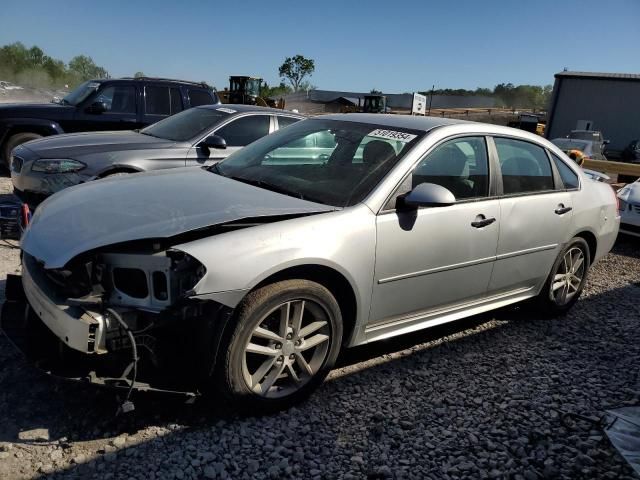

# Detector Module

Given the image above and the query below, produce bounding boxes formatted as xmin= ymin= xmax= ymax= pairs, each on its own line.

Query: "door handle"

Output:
xmin=471 ymin=216 xmax=496 ymax=228
xmin=121 ymin=118 xmax=137 ymax=123
xmin=554 ymin=205 xmax=573 ymax=215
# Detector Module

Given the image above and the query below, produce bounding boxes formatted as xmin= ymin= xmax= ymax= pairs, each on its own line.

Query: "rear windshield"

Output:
xmin=140 ymin=107 xmax=231 ymax=141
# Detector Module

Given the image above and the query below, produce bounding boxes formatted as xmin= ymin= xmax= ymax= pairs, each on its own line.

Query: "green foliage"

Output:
xmin=370 ymin=88 xmax=383 ymax=94
xmin=260 ymin=81 xmax=292 ymax=99
xmin=134 ymin=71 xmax=146 ymax=78
xmin=0 ymin=42 xmax=109 ymax=89
xmin=419 ymin=83 xmax=553 ymax=109
xmin=278 ymin=55 xmax=315 ymax=92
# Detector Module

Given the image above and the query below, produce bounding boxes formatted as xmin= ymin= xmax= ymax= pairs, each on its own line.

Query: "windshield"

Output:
xmin=552 ymin=138 xmax=590 ymax=151
xmin=62 ymin=81 xmax=102 ymax=106
xmin=140 ymin=107 xmax=231 ymax=141
xmin=213 ymin=119 xmax=423 ymax=207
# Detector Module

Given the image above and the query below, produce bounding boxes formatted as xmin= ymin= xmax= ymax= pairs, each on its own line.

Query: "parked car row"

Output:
xmin=10 ymin=104 xmax=304 ymax=203
xmin=0 ymin=77 xmax=220 ymax=169
xmin=2 ymin=104 xmax=622 ymax=411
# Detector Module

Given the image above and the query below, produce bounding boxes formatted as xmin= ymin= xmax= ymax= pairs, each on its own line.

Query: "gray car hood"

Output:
xmin=23 ymin=131 xmax=176 ymax=159
xmin=21 ymin=167 xmax=336 ymax=268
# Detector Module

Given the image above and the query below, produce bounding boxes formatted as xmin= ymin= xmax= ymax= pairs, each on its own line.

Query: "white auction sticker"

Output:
xmin=368 ymin=129 xmax=417 ymax=143
xmin=217 ymin=107 xmax=237 ymax=114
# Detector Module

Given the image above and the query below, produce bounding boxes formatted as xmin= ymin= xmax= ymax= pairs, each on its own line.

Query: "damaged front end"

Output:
xmin=3 ymin=244 xmax=232 ymax=396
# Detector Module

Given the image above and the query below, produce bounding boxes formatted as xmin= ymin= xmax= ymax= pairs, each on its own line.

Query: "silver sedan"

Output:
xmin=10 ymin=104 xmax=304 ymax=204
xmin=10 ymin=114 xmax=620 ymax=412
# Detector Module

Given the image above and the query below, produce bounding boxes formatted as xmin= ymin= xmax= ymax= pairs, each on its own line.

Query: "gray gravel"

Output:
xmin=0 ymin=173 xmax=639 ymax=480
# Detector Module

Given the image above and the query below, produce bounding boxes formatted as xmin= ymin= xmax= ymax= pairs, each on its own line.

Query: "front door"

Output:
xmin=73 ymin=83 xmax=140 ymax=132
xmin=186 ymin=114 xmax=273 ymax=167
xmin=369 ymin=136 xmax=500 ymax=338
xmin=488 ymin=136 xmax=574 ymax=295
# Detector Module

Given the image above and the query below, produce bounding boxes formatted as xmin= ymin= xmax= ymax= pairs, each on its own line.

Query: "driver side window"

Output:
xmin=93 ymin=86 xmax=136 ymax=114
xmin=386 ymin=137 xmax=489 ymax=209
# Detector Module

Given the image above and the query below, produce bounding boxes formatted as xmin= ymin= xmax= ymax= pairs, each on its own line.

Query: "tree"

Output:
xmin=134 ymin=71 xmax=146 ymax=78
xmin=69 ymin=55 xmax=109 ymax=80
xmin=260 ymin=81 xmax=292 ymax=99
xmin=278 ymin=55 xmax=315 ymax=92
xmin=370 ymin=88 xmax=382 ymax=94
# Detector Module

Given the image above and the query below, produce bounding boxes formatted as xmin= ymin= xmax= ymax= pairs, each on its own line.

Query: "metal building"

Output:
xmin=546 ymin=71 xmax=640 ymax=153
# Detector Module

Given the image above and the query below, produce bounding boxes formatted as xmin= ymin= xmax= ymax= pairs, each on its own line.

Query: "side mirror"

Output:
xmin=86 ymin=101 xmax=107 ymax=114
xmin=200 ymin=135 xmax=227 ymax=150
xmin=603 ymin=139 xmax=610 ymax=145
xmin=401 ymin=183 xmax=456 ymax=208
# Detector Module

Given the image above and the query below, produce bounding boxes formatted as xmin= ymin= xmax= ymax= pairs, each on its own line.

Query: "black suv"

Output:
xmin=0 ymin=77 xmax=220 ymax=168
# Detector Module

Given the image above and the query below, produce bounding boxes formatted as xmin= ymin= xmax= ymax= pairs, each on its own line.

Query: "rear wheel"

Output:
xmin=535 ymin=237 xmax=591 ymax=315
xmin=214 ymin=279 xmax=342 ymax=412
xmin=3 ymin=132 xmax=42 ymax=169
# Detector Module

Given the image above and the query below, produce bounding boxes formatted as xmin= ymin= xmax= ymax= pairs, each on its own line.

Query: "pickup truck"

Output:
xmin=0 ymin=77 xmax=220 ymax=168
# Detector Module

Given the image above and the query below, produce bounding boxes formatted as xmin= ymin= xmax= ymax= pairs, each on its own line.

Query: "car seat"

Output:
xmin=413 ymin=145 xmax=474 ymax=199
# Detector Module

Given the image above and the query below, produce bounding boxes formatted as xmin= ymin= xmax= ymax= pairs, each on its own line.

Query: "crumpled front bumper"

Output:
xmin=21 ymin=253 xmax=107 ymax=354
xmin=1 ymin=259 xmax=233 ymax=396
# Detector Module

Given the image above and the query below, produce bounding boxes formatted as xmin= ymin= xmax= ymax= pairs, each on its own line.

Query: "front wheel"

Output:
xmin=3 ymin=132 xmax=42 ymax=169
xmin=214 ymin=279 xmax=343 ymax=413
xmin=535 ymin=237 xmax=591 ymax=316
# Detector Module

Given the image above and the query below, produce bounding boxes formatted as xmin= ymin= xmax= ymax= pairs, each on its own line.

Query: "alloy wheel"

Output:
xmin=551 ymin=247 xmax=586 ymax=306
xmin=241 ymin=299 xmax=331 ymax=398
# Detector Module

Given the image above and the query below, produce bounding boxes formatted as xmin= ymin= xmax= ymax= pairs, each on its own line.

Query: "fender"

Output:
xmin=0 ymin=118 xmax=64 ymax=144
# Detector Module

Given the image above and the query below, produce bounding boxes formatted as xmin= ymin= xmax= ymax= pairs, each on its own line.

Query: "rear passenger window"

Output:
xmin=551 ymin=153 xmax=579 ymax=189
xmin=188 ymin=89 xmax=214 ymax=107
xmin=145 ymin=86 xmax=170 ymax=115
xmin=170 ymin=88 xmax=183 ymax=114
xmin=495 ymin=138 xmax=554 ymax=194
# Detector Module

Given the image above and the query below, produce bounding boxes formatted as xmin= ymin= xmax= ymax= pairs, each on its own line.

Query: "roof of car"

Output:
xmin=317 ymin=113 xmax=470 ymax=132
xmin=198 ymin=104 xmax=306 ymax=116
xmin=90 ymin=77 xmax=213 ymax=88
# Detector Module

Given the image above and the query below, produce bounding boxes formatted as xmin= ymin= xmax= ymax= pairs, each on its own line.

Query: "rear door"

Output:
xmin=487 ymin=136 xmax=574 ymax=295
xmin=141 ymin=85 xmax=185 ymax=127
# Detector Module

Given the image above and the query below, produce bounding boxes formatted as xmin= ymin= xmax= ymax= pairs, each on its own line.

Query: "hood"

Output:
xmin=0 ymin=102 xmax=73 ymax=119
xmin=618 ymin=182 xmax=640 ymax=204
xmin=21 ymin=131 xmax=175 ymax=159
xmin=21 ymin=168 xmax=336 ymax=268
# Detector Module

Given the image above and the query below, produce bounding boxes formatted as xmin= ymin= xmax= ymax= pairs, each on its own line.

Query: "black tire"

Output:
xmin=535 ymin=237 xmax=591 ymax=316
xmin=3 ymin=132 xmax=42 ymax=169
xmin=214 ymin=279 xmax=343 ymax=413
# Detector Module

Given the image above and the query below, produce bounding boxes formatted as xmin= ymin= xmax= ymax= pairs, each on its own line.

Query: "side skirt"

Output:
xmin=361 ymin=287 xmax=536 ymax=345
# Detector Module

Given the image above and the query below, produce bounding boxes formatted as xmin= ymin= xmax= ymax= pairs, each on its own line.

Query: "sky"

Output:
xmin=1 ymin=0 xmax=639 ymax=93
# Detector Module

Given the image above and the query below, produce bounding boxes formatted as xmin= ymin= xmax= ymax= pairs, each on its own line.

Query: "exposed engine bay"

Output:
xmin=17 ymin=245 xmax=220 ymax=396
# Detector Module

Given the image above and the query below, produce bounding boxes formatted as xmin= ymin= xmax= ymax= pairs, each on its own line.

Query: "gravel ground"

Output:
xmin=0 ymin=173 xmax=639 ymax=480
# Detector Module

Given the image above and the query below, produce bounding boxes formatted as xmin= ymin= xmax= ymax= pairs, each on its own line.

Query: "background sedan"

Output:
xmin=10 ymin=104 xmax=304 ymax=204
